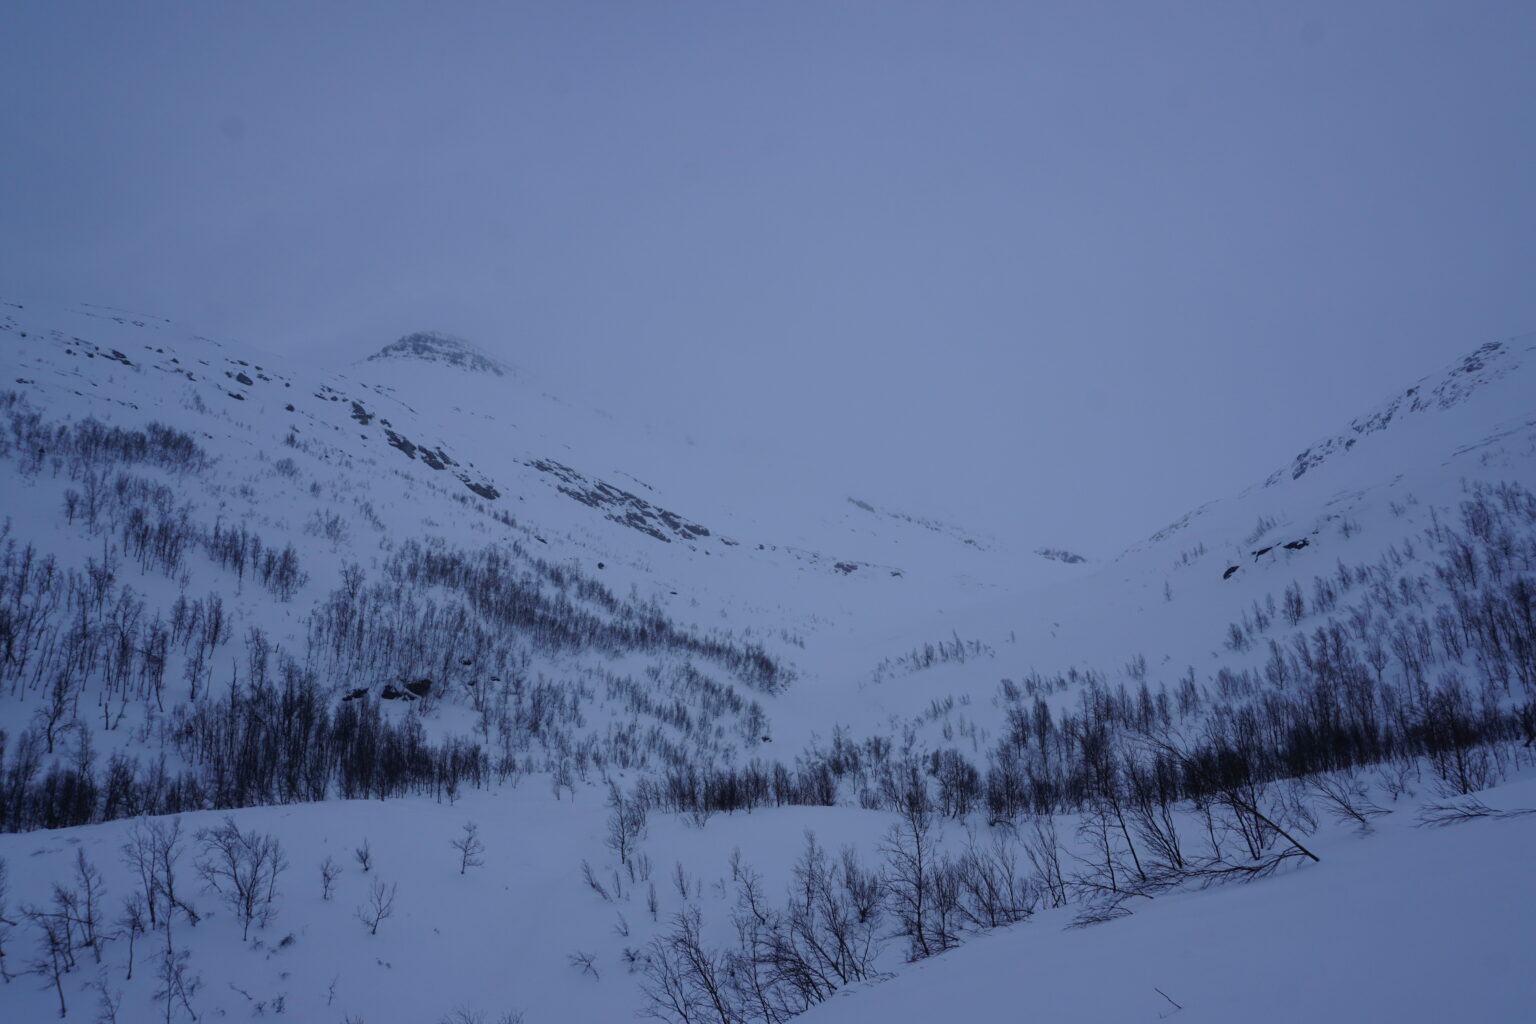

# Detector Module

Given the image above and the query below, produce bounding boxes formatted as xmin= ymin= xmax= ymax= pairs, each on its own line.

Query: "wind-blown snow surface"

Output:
xmin=2 ymin=296 xmax=1535 ymax=1023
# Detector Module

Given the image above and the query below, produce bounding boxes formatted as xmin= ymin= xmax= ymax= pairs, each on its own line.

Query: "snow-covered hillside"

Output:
xmin=1 ymin=298 xmax=1533 ymax=1023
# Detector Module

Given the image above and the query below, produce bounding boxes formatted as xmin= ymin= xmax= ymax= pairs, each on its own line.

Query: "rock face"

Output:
xmin=367 ymin=331 xmax=509 ymax=377
xmin=527 ymin=457 xmax=712 ymax=543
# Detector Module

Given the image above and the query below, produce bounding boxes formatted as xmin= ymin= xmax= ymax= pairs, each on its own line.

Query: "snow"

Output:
xmin=5 ymin=771 xmax=1533 ymax=1023
xmin=0 ymin=785 xmax=900 ymax=1022
xmin=2 ymin=295 xmax=1535 ymax=1022
xmin=802 ymin=776 xmax=1536 ymax=1024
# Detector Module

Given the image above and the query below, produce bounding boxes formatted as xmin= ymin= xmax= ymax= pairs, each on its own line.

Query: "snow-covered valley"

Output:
xmin=2 ymin=298 xmax=1534 ymax=1023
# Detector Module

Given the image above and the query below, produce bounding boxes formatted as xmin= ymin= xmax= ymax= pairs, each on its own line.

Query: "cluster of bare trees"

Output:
xmin=1 ymin=392 xmax=305 ymax=603
xmin=204 ymin=522 xmax=306 ymax=600
xmin=0 ymin=535 xmax=203 ymax=723
xmin=637 ymin=798 xmax=1039 ymax=1024
xmin=628 ymin=482 xmax=1536 ymax=831
xmin=11 ymin=850 xmax=110 ymax=1016
xmin=633 ymin=747 xmax=1373 ymax=1024
xmin=641 ymin=835 xmax=886 ymax=1024
xmin=306 ymin=538 xmax=784 ymax=698
xmin=869 ymin=632 xmax=994 ymax=684
xmin=0 ymin=394 xmax=209 ymax=478
xmin=2 ymin=389 xmax=804 ymax=840
xmin=0 ymin=660 xmax=496 ymax=832
xmin=2 ymin=814 xmax=290 ymax=1019
xmin=195 ymin=816 xmax=286 ymax=940
xmin=1224 ymin=485 xmax=1536 ymax=714
xmin=3 ymin=462 xmax=1530 ymax=867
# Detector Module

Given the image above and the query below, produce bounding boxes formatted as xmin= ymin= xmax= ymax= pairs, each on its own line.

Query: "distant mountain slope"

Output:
xmin=0 ymin=296 xmax=1063 ymax=792
xmin=1262 ymin=336 xmax=1536 ymax=488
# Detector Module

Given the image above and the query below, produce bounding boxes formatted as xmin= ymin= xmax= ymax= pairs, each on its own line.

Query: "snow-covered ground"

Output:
xmin=802 ymin=774 xmax=1536 ymax=1024
xmin=5 ymin=764 xmax=1533 ymax=1023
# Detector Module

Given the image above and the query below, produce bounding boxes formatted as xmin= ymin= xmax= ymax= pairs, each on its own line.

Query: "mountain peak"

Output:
xmin=366 ymin=331 xmax=509 ymax=376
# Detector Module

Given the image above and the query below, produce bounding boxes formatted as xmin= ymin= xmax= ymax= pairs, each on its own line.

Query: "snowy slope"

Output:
xmin=793 ymin=333 xmax=1536 ymax=756
xmin=800 ymin=776 xmax=1536 ymax=1024
xmin=0 ymin=293 xmax=1096 ymax=766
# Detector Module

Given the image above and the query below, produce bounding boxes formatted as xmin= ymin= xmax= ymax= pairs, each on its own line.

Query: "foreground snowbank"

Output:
xmin=802 ymin=776 xmax=1536 ymax=1024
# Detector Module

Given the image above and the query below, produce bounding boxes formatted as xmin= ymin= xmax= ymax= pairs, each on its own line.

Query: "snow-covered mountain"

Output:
xmin=1 ymin=297 xmax=1533 ymax=1023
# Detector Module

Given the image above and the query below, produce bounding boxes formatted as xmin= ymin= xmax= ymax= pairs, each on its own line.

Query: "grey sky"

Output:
xmin=4 ymin=2 xmax=1535 ymax=554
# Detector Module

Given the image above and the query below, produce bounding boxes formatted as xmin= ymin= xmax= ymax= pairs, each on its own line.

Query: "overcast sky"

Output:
xmin=4 ymin=2 xmax=1535 ymax=554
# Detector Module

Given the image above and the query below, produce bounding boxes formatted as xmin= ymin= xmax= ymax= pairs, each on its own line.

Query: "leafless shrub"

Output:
xmin=451 ymin=821 xmax=485 ymax=875
xmin=1070 ymin=903 xmax=1136 ymax=928
xmin=581 ymin=860 xmax=612 ymax=902
xmin=89 ymin=970 xmax=124 ymax=1023
xmin=1244 ymin=514 xmax=1280 ymax=545
xmin=1185 ymin=846 xmax=1314 ymax=887
xmin=1414 ymin=798 xmax=1536 ymax=828
xmin=1373 ymin=758 xmax=1419 ymax=801
xmin=1020 ymin=814 xmax=1068 ymax=908
xmin=606 ymin=783 xmax=648 ymax=871
xmin=881 ymin=790 xmax=950 ymax=960
xmin=320 ymin=856 xmax=341 ymax=900
xmin=116 ymin=894 xmax=147 ymax=980
xmin=122 ymin=818 xmax=198 ymax=931
xmin=639 ymin=907 xmax=733 ymax=1024
xmin=569 ymin=950 xmax=600 ymax=980
xmin=153 ymin=943 xmax=201 ymax=1024
xmin=949 ymin=831 xmax=1036 ymax=930
xmin=356 ymin=880 xmax=398 ymax=936
xmin=1306 ymin=772 xmax=1391 ymax=832
xmin=671 ymin=861 xmax=692 ymax=902
xmin=24 ymin=902 xmax=73 ymax=1018
xmin=196 ymin=816 xmax=287 ymax=941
